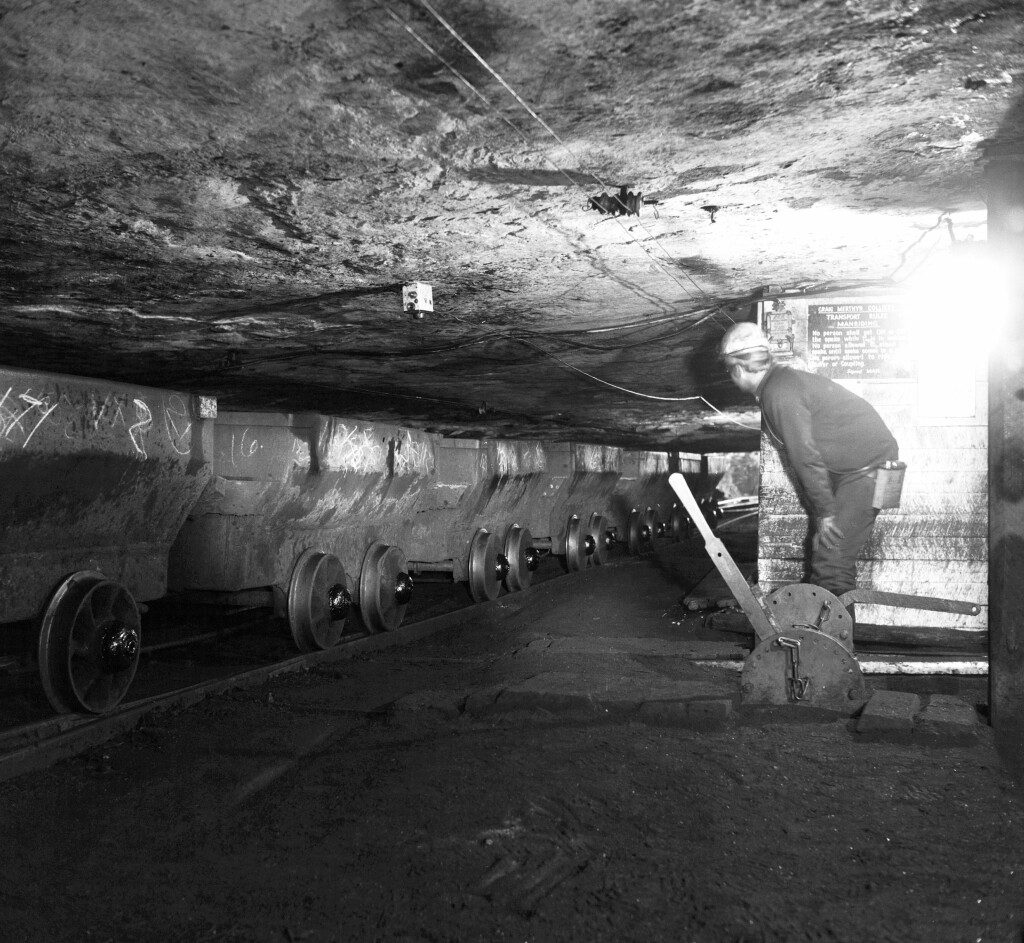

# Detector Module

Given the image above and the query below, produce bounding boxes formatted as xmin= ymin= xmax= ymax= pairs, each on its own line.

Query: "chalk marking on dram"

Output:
xmin=239 ymin=428 xmax=258 ymax=459
xmin=129 ymin=398 xmax=153 ymax=458
xmin=21 ymin=392 xmax=60 ymax=448
xmin=327 ymin=424 xmax=383 ymax=474
xmin=394 ymin=433 xmax=431 ymax=476
xmin=0 ymin=389 xmax=60 ymax=448
xmin=163 ymin=395 xmax=193 ymax=456
xmin=0 ymin=387 xmax=13 ymax=436
xmin=0 ymin=388 xmax=36 ymax=442
xmin=0 ymin=386 xmax=21 ymax=441
xmin=112 ymin=396 xmax=126 ymax=428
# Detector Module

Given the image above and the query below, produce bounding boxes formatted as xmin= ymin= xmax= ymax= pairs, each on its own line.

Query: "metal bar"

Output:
xmin=407 ymin=560 xmax=456 ymax=573
xmin=696 ymin=655 xmax=989 ymax=676
xmin=668 ymin=472 xmax=775 ymax=641
xmin=839 ymin=589 xmax=981 ymax=616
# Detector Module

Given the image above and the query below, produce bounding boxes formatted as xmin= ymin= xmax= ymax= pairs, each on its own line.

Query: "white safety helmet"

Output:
xmin=719 ymin=322 xmax=770 ymax=361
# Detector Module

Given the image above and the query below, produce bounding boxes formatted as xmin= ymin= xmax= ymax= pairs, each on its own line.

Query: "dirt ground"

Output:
xmin=1 ymin=539 xmax=1022 ymax=943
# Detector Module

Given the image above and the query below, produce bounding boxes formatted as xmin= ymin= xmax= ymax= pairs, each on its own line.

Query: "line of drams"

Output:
xmin=0 ymin=368 xmax=723 ymax=716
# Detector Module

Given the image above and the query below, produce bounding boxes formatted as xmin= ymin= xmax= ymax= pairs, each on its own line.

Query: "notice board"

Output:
xmin=806 ymin=302 xmax=913 ymax=380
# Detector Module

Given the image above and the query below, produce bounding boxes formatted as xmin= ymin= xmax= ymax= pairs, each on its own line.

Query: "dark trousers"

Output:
xmin=809 ymin=471 xmax=878 ymax=597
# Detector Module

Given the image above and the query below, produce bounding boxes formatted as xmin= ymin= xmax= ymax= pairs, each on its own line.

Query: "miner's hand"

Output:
xmin=815 ymin=516 xmax=844 ymax=552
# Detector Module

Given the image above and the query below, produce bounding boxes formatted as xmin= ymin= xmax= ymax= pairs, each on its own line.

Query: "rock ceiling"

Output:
xmin=1 ymin=0 xmax=1022 ymax=451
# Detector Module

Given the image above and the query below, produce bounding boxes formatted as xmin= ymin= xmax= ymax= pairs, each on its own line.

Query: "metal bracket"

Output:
xmin=776 ymin=636 xmax=807 ymax=701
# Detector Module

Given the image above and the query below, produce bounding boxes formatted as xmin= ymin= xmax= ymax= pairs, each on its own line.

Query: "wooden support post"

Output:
xmin=985 ymin=144 xmax=1024 ymax=779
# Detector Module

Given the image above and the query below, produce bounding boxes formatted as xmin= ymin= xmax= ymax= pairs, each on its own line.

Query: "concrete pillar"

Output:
xmin=985 ymin=143 xmax=1024 ymax=778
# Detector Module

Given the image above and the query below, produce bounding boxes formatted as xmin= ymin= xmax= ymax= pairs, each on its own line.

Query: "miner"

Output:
xmin=719 ymin=321 xmax=899 ymax=597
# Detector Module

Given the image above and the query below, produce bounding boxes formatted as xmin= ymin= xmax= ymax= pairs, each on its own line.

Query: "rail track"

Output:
xmin=0 ymin=524 xmax=989 ymax=783
xmin=0 ymin=573 xmax=554 ymax=784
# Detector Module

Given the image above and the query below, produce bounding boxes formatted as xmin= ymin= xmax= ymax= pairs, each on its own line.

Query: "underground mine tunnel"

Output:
xmin=2 ymin=1 xmax=1024 ymax=941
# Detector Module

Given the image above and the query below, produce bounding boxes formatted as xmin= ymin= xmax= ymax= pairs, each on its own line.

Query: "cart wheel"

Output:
xmin=645 ymin=506 xmax=660 ymax=542
xmin=504 ymin=524 xmax=538 ymax=592
xmin=587 ymin=513 xmax=609 ymax=566
xmin=288 ymin=549 xmax=351 ymax=652
xmin=670 ymin=503 xmax=689 ymax=542
xmin=359 ymin=542 xmax=413 ymax=632
xmin=564 ymin=514 xmax=589 ymax=572
xmin=627 ymin=508 xmax=653 ymax=556
xmin=468 ymin=528 xmax=508 ymax=602
xmin=38 ymin=571 xmax=141 ymax=714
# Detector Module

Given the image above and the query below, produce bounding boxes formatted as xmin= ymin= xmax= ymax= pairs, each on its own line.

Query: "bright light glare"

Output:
xmin=901 ymin=240 xmax=1011 ymax=365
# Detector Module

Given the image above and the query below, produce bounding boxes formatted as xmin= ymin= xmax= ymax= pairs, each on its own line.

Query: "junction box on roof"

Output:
xmin=402 ymin=282 xmax=433 ymax=319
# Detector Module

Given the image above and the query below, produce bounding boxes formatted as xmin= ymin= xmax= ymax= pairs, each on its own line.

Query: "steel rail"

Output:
xmin=0 ymin=588 xmax=539 ymax=784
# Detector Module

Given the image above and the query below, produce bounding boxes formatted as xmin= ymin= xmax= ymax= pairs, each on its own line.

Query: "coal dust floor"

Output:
xmin=1 ymin=543 xmax=1022 ymax=943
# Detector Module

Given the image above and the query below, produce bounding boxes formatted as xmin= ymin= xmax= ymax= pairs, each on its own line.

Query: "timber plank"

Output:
xmin=855 ymin=606 xmax=986 ymax=629
xmin=875 ymin=516 xmax=987 ymax=538
xmin=896 ymin=449 xmax=987 ymax=471
xmin=757 ymin=560 xmax=988 ymax=593
xmin=759 ymin=510 xmax=988 ymax=538
xmin=901 ymin=470 xmax=986 ymax=494
xmin=888 ymin=495 xmax=988 ymax=516
xmin=708 ymin=608 xmax=987 ymax=650
xmin=894 ymin=425 xmax=988 ymax=449
xmin=872 ymin=517 xmax=988 ymax=538
xmin=763 ymin=450 xmax=987 ymax=473
xmin=758 ymin=573 xmax=988 ymax=598
xmin=860 ymin=562 xmax=988 ymax=583
xmin=863 ymin=537 xmax=987 ymax=561
xmin=761 ymin=536 xmax=987 ymax=561
xmin=848 ymin=423 xmax=988 ymax=451
xmin=761 ymin=471 xmax=987 ymax=500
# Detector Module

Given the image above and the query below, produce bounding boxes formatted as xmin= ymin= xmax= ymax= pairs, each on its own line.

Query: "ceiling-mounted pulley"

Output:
xmin=588 ymin=184 xmax=643 ymax=217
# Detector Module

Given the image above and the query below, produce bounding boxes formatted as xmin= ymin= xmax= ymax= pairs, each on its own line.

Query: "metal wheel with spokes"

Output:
xmin=38 ymin=571 xmax=142 ymax=714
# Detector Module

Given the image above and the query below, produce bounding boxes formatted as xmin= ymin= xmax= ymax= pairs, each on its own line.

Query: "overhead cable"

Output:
xmin=437 ymin=310 xmax=761 ymax=431
xmin=396 ymin=1 xmax=733 ymax=323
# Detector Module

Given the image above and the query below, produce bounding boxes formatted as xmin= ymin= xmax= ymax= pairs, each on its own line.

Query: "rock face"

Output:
xmin=1 ymin=0 xmax=1021 ymax=450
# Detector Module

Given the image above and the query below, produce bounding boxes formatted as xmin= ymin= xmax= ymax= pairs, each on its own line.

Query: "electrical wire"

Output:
xmin=205 ymin=304 xmax=720 ymax=371
xmin=510 ymin=334 xmax=762 ymax=431
xmin=200 ymin=315 xmax=653 ymax=369
xmin=511 ymin=314 xmax=720 ymax=354
xmin=434 ymin=309 xmax=760 ymax=430
xmin=384 ymin=0 xmax=752 ymax=364
xmin=411 ymin=0 xmax=705 ymax=299
xmin=202 ymin=311 xmax=759 ymax=430
xmin=203 ymin=308 xmax=755 ymax=428
xmin=888 ymin=212 xmax=952 ymax=281
xmin=400 ymin=2 xmax=972 ymax=339
xmin=208 ymin=284 xmax=744 ymax=369
xmin=393 ymin=1 xmax=734 ymax=324
xmin=204 ymin=7 xmax=760 ymax=432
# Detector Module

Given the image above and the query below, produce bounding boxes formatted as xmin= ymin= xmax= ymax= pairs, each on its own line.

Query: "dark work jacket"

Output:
xmin=757 ymin=365 xmax=898 ymax=519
